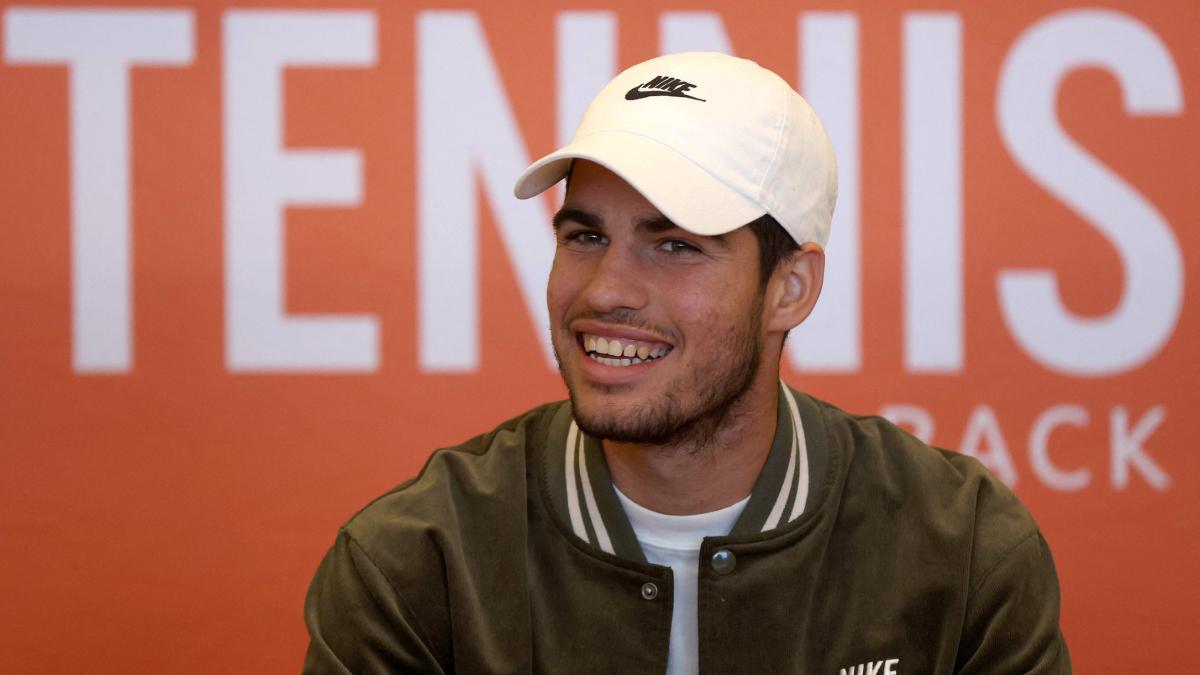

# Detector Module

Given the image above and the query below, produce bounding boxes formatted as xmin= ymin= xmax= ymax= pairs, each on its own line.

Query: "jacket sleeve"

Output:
xmin=303 ymin=529 xmax=448 ymax=674
xmin=955 ymin=529 xmax=1071 ymax=674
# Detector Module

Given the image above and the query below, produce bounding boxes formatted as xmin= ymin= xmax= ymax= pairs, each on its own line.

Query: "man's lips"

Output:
xmin=568 ymin=321 xmax=675 ymax=374
xmin=569 ymin=319 xmax=674 ymax=347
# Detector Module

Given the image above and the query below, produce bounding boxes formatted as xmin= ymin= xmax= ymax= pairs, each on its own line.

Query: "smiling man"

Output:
xmin=303 ymin=52 xmax=1070 ymax=674
xmin=544 ymin=161 xmax=820 ymax=521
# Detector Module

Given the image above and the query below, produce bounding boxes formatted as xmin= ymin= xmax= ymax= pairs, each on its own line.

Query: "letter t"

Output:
xmin=4 ymin=9 xmax=194 ymax=372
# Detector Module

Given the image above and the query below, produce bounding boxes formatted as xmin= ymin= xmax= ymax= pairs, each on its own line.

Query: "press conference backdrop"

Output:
xmin=0 ymin=0 xmax=1195 ymax=671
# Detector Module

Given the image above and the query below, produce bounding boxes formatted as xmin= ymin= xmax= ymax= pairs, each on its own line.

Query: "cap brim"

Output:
xmin=513 ymin=131 xmax=764 ymax=236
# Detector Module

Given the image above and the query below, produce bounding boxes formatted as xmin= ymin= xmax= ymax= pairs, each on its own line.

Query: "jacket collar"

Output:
xmin=542 ymin=381 xmax=829 ymax=563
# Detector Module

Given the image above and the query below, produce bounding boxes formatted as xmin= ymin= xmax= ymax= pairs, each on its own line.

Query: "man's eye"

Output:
xmin=563 ymin=230 xmax=606 ymax=247
xmin=658 ymin=239 xmax=700 ymax=254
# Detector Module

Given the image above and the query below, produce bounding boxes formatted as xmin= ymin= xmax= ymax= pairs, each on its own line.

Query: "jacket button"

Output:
xmin=640 ymin=582 xmax=658 ymax=600
xmin=710 ymin=549 xmax=736 ymax=575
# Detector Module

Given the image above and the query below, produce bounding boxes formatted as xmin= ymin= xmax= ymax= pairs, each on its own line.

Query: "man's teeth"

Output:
xmin=582 ymin=335 xmax=671 ymax=367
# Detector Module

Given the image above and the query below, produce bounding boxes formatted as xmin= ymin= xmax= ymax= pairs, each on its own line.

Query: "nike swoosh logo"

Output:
xmin=624 ymin=86 xmax=706 ymax=102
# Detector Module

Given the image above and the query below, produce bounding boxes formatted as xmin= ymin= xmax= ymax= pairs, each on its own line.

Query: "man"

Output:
xmin=304 ymin=52 xmax=1070 ymax=674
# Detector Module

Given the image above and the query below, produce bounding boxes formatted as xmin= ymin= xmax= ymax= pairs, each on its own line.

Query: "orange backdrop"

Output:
xmin=0 ymin=1 xmax=1196 ymax=672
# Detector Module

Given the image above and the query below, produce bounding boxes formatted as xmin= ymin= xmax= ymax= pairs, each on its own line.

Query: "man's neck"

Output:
xmin=601 ymin=373 xmax=779 ymax=515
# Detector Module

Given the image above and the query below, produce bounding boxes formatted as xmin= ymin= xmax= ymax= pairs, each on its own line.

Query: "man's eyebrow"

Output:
xmin=637 ymin=216 xmax=728 ymax=243
xmin=635 ymin=216 xmax=676 ymax=234
xmin=552 ymin=207 xmax=602 ymax=232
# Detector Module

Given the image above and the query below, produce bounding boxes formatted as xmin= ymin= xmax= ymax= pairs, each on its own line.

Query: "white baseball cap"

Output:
xmin=513 ymin=51 xmax=838 ymax=246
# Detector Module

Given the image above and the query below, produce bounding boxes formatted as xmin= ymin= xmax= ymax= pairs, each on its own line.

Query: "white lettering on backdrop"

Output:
xmin=3 ymin=8 xmax=1183 ymax=391
xmin=416 ymin=11 xmax=560 ymax=372
xmin=996 ymin=9 xmax=1184 ymax=376
xmin=4 ymin=8 xmax=194 ymax=373
xmin=223 ymin=11 xmax=379 ymax=372
xmin=903 ymin=14 xmax=963 ymax=372
xmin=878 ymin=403 xmax=1171 ymax=490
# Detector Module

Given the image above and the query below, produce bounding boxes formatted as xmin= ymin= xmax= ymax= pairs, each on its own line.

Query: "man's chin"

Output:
xmin=569 ymin=394 xmax=633 ymax=427
xmin=573 ymin=411 xmax=666 ymax=445
xmin=558 ymin=356 xmax=685 ymax=442
xmin=568 ymin=390 xmax=688 ymax=445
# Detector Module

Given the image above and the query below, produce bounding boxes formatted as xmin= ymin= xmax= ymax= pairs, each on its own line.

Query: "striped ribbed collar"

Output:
xmin=542 ymin=381 xmax=829 ymax=563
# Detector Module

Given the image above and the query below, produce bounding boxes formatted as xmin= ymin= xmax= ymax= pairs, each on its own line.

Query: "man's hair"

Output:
xmin=746 ymin=213 xmax=800 ymax=287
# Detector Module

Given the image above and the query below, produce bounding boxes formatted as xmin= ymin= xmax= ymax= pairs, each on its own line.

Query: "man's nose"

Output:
xmin=581 ymin=245 xmax=648 ymax=314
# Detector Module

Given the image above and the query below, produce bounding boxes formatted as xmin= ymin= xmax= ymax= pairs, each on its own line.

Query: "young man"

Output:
xmin=304 ymin=52 xmax=1070 ymax=674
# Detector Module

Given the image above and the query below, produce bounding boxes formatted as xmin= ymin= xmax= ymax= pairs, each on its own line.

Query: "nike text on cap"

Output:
xmin=513 ymin=51 xmax=838 ymax=247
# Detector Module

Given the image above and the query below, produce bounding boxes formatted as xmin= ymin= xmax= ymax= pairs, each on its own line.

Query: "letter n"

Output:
xmin=417 ymin=11 xmax=555 ymax=372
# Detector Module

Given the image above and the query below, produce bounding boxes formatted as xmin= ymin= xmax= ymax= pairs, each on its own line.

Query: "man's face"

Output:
xmin=547 ymin=161 xmax=768 ymax=445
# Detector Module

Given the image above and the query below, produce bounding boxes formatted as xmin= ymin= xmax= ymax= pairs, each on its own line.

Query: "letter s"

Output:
xmin=996 ymin=9 xmax=1183 ymax=376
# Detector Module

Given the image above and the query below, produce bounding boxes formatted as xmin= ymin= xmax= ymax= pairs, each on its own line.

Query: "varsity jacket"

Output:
xmin=303 ymin=384 xmax=1071 ymax=674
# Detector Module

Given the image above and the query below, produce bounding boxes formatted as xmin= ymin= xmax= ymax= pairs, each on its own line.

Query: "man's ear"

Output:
xmin=766 ymin=243 xmax=825 ymax=333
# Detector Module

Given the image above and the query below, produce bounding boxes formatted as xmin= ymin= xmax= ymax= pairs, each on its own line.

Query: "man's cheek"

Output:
xmin=685 ymin=300 xmax=733 ymax=332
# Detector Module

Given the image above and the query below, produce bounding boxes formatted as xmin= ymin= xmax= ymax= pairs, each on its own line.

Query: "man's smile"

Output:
xmin=579 ymin=332 xmax=674 ymax=367
xmin=568 ymin=319 xmax=676 ymax=379
xmin=571 ymin=317 xmax=676 ymax=367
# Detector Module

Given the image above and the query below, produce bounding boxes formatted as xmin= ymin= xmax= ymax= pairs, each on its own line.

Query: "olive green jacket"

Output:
xmin=303 ymin=386 xmax=1070 ymax=673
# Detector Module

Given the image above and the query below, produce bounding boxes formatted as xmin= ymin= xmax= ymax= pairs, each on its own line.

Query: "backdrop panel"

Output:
xmin=0 ymin=1 xmax=1196 ymax=672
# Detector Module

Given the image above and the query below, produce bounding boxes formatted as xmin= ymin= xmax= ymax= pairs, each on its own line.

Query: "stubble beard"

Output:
xmin=554 ymin=301 xmax=765 ymax=452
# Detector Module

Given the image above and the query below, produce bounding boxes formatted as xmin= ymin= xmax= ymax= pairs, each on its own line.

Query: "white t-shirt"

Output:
xmin=614 ymin=487 xmax=751 ymax=675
